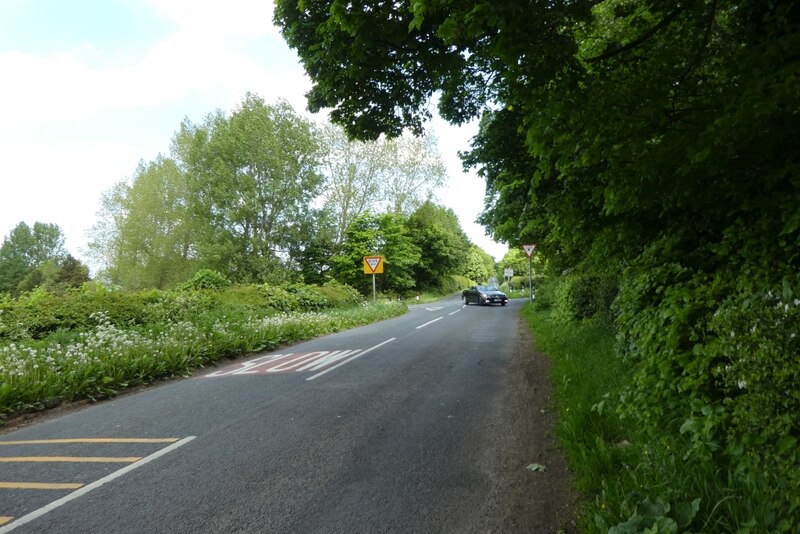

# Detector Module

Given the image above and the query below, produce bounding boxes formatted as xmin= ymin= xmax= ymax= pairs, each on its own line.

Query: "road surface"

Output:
xmin=0 ymin=295 xmax=576 ymax=533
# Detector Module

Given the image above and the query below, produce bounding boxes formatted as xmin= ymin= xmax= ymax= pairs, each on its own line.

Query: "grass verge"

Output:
xmin=521 ymin=304 xmax=634 ymax=531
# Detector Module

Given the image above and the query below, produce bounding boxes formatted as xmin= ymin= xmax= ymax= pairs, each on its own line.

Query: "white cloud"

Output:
xmin=0 ymin=1 xmax=303 ymax=131
xmin=144 ymin=0 xmax=279 ymax=38
xmin=0 ymin=0 xmax=310 ymax=261
xmin=0 ymin=50 xmax=107 ymax=124
xmin=0 ymin=136 xmax=145 ymax=257
xmin=429 ymin=114 xmax=508 ymax=260
xmin=0 ymin=0 xmax=504 ymax=266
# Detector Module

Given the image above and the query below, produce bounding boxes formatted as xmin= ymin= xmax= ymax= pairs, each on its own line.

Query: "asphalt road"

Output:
xmin=0 ymin=295 xmax=525 ymax=533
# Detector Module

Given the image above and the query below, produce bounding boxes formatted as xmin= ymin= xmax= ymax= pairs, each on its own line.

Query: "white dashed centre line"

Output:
xmin=415 ymin=317 xmax=443 ymax=329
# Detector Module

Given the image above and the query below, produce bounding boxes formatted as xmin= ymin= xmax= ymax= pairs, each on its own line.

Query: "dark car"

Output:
xmin=462 ymin=285 xmax=508 ymax=306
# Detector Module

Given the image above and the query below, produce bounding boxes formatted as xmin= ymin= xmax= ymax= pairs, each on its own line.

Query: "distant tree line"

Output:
xmin=85 ymin=93 xmax=487 ymax=295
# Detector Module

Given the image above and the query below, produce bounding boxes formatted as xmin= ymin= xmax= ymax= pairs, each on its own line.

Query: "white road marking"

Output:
xmin=448 ymin=309 xmax=460 ymax=316
xmin=204 ymin=350 xmax=367 ymax=377
xmin=415 ymin=317 xmax=443 ymax=329
xmin=306 ymin=338 xmax=396 ymax=381
xmin=0 ymin=436 xmax=196 ymax=533
xmin=296 ymin=350 xmax=362 ymax=372
xmin=263 ymin=352 xmax=330 ymax=373
xmin=424 ymin=306 xmax=445 ymax=311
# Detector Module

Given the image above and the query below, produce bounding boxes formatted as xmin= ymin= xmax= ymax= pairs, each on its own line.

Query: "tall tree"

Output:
xmin=462 ymin=245 xmax=495 ymax=283
xmin=378 ymin=212 xmax=423 ymax=293
xmin=328 ymin=214 xmax=381 ymax=294
xmin=89 ymin=156 xmax=196 ymax=290
xmin=0 ymin=222 xmax=66 ymax=293
xmin=406 ymin=201 xmax=470 ymax=290
xmin=173 ymin=94 xmax=323 ymax=283
xmin=498 ymin=248 xmax=529 ymax=279
xmin=296 ymin=210 xmax=338 ymax=285
xmin=319 ymin=124 xmax=448 ymax=245
xmin=319 ymin=124 xmax=386 ymax=244
xmin=15 ymin=254 xmax=90 ymax=294
xmin=52 ymin=254 xmax=91 ymax=290
xmin=379 ymin=133 xmax=447 ymax=214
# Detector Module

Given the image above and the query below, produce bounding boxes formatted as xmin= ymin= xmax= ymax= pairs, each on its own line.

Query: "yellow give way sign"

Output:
xmin=363 ymin=256 xmax=384 ymax=274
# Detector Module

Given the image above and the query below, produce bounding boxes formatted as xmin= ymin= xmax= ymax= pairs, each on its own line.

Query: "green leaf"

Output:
xmin=679 ymin=418 xmax=697 ymax=435
xmin=673 ymin=498 xmax=700 ymax=528
xmin=526 ymin=463 xmax=547 ymax=472
xmin=436 ymin=18 xmax=459 ymax=42
xmin=780 ymin=209 xmax=800 ymax=235
xmin=777 ymin=435 xmax=797 ymax=456
xmin=781 ymin=277 xmax=793 ymax=302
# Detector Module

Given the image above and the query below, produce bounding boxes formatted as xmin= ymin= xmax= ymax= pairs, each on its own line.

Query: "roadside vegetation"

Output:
xmin=526 ymin=275 xmax=798 ymax=533
xmin=0 ymin=275 xmax=405 ymax=422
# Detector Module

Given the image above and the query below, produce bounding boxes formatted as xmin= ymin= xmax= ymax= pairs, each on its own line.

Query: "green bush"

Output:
xmin=316 ymin=281 xmax=363 ymax=307
xmin=255 ymin=285 xmax=298 ymax=313
xmin=214 ymin=285 xmax=274 ymax=316
xmin=105 ymin=288 xmax=227 ymax=326
xmin=286 ymin=283 xmax=330 ymax=310
xmin=177 ymin=269 xmax=230 ymax=291
xmin=569 ymin=273 xmax=617 ymax=321
xmin=509 ymin=275 xmax=529 ymax=290
xmin=545 ymin=271 xmax=617 ymax=324
xmin=609 ymin=248 xmax=800 ymax=532
xmin=442 ymin=274 xmax=471 ymax=293
xmin=0 ymin=281 xmax=365 ymax=343
xmin=0 ymin=288 xmax=158 ymax=340
xmin=451 ymin=274 xmax=476 ymax=290
xmin=527 ymin=251 xmax=800 ymax=533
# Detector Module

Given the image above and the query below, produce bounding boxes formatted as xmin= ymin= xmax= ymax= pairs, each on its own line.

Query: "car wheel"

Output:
xmin=501 ymin=301 xmax=506 ymax=306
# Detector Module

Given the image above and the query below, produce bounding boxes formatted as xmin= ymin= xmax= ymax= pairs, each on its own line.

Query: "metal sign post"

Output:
xmin=522 ymin=244 xmax=537 ymax=303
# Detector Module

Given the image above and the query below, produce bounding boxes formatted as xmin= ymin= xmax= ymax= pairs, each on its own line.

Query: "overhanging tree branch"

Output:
xmin=584 ymin=0 xmax=700 ymax=64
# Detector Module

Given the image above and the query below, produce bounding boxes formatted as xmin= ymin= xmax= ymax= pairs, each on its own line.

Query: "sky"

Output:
xmin=0 ymin=0 xmax=508 ymax=272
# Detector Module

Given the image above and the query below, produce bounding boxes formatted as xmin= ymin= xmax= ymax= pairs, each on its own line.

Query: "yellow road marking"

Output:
xmin=0 ymin=456 xmax=140 ymax=463
xmin=0 ymin=438 xmax=179 ymax=445
xmin=0 ymin=516 xmax=13 ymax=526
xmin=0 ymin=482 xmax=84 ymax=490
